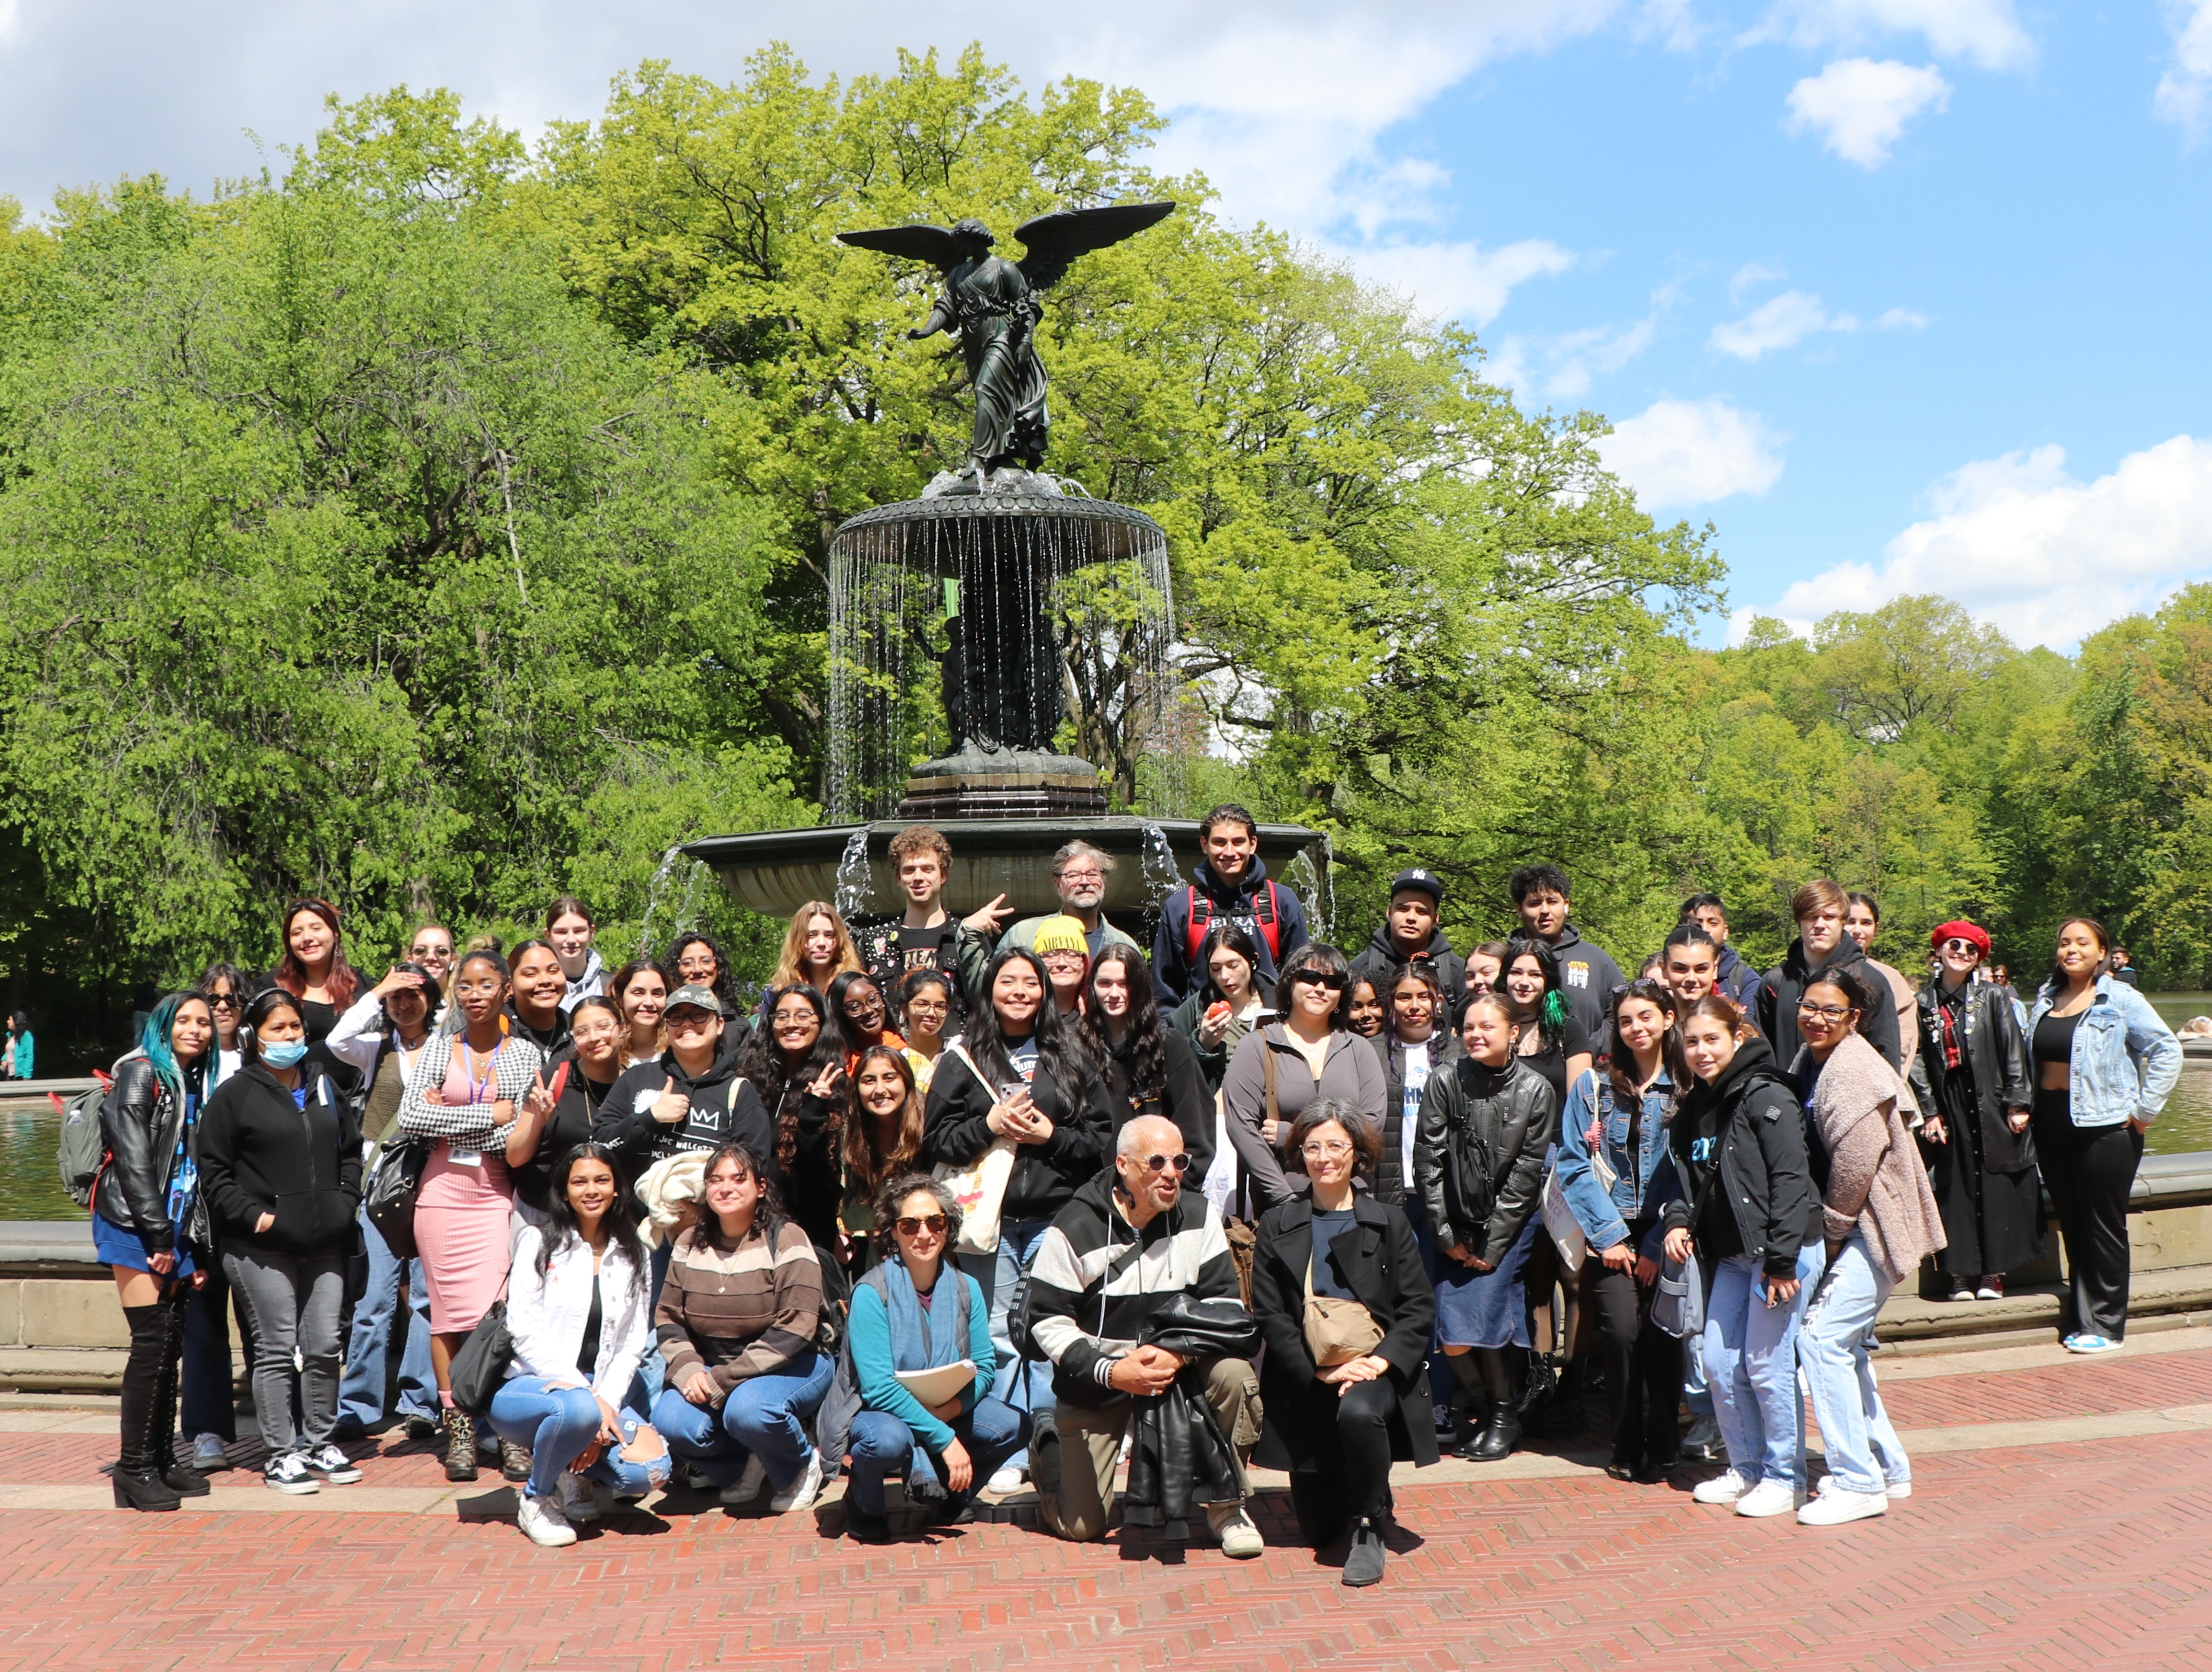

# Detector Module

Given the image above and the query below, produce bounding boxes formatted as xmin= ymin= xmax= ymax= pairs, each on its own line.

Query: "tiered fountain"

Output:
xmin=684 ymin=203 xmax=1324 ymax=930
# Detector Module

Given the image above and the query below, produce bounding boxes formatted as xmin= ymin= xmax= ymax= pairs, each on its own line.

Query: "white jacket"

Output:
xmin=505 ymin=1224 xmax=654 ymax=1405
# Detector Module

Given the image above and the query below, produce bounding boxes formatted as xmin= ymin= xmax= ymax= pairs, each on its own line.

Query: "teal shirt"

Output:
xmin=847 ymin=1268 xmax=995 ymax=1451
xmin=8 ymin=1032 xmax=29 ymax=1079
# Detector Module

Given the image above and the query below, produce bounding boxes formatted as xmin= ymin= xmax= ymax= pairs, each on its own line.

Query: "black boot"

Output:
xmin=113 ymin=1302 xmax=181 ymax=1512
xmin=152 ymin=1294 xmax=208 ymax=1496
xmin=1469 ymin=1396 xmax=1522 ymax=1462
xmin=1448 ymin=1352 xmax=1494 ymax=1458
xmin=1529 ymin=1358 xmax=1586 ymax=1439
xmin=1341 ymin=1516 xmax=1386 ymax=1587
xmin=845 ymin=1503 xmax=895 ymax=1543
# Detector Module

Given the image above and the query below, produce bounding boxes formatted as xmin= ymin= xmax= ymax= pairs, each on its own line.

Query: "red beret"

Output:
xmin=1930 ymin=920 xmax=1990 ymax=957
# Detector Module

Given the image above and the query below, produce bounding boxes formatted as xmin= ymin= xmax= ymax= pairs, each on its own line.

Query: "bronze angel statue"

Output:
xmin=839 ymin=202 xmax=1174 ymax=484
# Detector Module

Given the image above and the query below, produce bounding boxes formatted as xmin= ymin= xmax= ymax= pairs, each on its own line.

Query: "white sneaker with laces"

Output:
xmin=986 ymin=1464 xmax=1027 ymax=1496
xmin=719 ymin=1455 xmax=767 ymax=1506
xmin=1692 ymin=1468 xmax=1750 ymax=1505
xmin=264 ymin=1450 xmax=319 ymax=1495
xmin=303 ymin=1443 xmax=362 ymax=1484
xmin=518 ymin=1493 xmax=578 ymax=1547
xmin=770 ymin=1449 xmax=824 ymax=1514
xmin=558 ymin=1470 xmax=603 ymax=1524
xmin=190 ymin=1434 xmax=228 ymax=1472
xmin=1797 ymin=1486 xmax=1888 ymax=1526
xmin=1734 ymin=1479 xmax=1800 ymax=1518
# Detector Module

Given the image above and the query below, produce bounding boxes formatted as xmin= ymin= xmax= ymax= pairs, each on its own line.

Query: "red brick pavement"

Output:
xmin=5 ymin=1347 xmax=2211 ymax=1671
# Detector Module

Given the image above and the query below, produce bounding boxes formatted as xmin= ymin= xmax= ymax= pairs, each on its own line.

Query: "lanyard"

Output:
xmin=459 ymin=1039 xmax=502 ymax=1104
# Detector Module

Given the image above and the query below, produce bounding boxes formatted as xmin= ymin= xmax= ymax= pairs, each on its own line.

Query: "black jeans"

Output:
xmin=1287 ymin=1374 xmax=1399 ymax=1544
xmin=1590 ymin=1257 xmax=1682 ymax=1469
xmin=2033 ymin=1104 xmax=2143 ymax=1340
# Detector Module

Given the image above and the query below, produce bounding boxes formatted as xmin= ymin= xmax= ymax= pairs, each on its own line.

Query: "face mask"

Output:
xmin=261 ymin=1040 xmax=308 ymax=1070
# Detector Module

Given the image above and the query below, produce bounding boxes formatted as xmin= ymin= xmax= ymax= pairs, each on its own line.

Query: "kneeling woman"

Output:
xmin=1252 ymin=1100 xmax=1436 ymax=1588
xmin=651 ymin=1142 xmax=832 ymax=1513
xmin=1663 ymin=994 xmax=1821 ymax=1520
xmin=1412 ymin=991 xmax=1557 ymax=1463
xmin=490 ymin=1143 xmax=671 ymax=1546
xmin=830 ymin=1175 xmax=1029 ymax=1542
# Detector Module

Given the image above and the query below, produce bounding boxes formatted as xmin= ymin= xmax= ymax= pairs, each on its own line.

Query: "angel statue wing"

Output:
xmin=1013 ymin=200 xmax=1176 ymax=291
xmin=835 ymin=223 xmax=969 ymax=272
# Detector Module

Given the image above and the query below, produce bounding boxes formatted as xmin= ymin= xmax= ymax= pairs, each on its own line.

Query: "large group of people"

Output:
xmin=79 ymin=807 xmax=2183 ymax=1585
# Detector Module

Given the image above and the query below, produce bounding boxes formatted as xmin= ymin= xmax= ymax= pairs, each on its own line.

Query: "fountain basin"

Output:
xmin=686 ymin=818 xmax=1323 ymax=922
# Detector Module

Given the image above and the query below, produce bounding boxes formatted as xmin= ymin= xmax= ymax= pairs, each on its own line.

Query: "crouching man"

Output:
xmin=1025 ymin=1115 xmax=1265 ymax=1556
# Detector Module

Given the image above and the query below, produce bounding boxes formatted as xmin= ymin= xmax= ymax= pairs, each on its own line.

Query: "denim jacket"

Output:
xmin=1556 ymin=1065 xmax=1677 ymax=1251
xmin=2024 ymin=974 xmax=2182 ymax=1128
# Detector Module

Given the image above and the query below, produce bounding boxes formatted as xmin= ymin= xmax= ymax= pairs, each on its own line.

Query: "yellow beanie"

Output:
xmin=1030 ymin=914 xmax=1090 ymax=956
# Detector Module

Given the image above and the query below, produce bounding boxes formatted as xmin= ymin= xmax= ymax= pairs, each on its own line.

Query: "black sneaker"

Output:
xmin=265 ymin=1451 xmax=319 ymax=1495
xmin=401 ymin=1413 xmax=440 ymax=1441
xmin=303 ymin=1443 xmax=362 ymax=1485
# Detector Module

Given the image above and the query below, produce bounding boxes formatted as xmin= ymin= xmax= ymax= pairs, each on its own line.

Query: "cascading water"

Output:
xmin=636 ymin=843 xmax=685 ymax=959
xmin=833 ymin=828 xmax=874 ymax=920
xmin=1138 ymin=821 xmax=1184 ymax=952
xmin=1282 ymin=838 xmax=1336 ymax=945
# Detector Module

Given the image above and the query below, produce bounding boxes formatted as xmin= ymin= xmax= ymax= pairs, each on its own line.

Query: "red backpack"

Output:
xmin=1183 ymin=882 xmax=1285 ymax=966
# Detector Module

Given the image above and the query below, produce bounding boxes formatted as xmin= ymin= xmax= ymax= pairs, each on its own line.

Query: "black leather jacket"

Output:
xmin=1910 ymin=980 xmax=2034 ymax=1169
xmin=1413 ymin=1055 xmax=1558 ymax=1261
xmin=93 ymin=1055 xmax=199 ymax=1252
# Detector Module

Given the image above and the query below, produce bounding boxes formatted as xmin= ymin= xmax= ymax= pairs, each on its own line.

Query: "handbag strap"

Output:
xmin=1262 ymin=1033 xmax=1280 ymax=1130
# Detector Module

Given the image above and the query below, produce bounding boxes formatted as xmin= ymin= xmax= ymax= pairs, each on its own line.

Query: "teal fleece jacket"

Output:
xmin=846 ymin=1268 xmax=996 ymax=1452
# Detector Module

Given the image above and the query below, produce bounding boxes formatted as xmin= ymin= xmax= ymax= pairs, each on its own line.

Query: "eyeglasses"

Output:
xmin=1133 ymin=1153 xmax=1190 ymax=1174
xmin=1287 ymin=972 xmax=1347 ymax=991
xmin=1939 ymin=938 xmax=1983 ymax=957
xmin=1058 ymin=870 xmax=1105 ymax=884
xmin=409 ymin=945 xmax=449 ymax=959
xmin=895 ymin=1214 xmax=949 ymax=1237
xmin=1798 ymin=1001 xmax=1853 ymax=1021
xmin=1300 ymin=1139 xmax=1354 ymax=1158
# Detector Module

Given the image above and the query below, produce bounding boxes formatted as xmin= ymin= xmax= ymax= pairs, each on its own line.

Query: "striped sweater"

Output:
xmin=1027 ymin=1167 xmax=1243 ymax=1410
xmin=654 ymin=1219 xmax=823 ymax=1397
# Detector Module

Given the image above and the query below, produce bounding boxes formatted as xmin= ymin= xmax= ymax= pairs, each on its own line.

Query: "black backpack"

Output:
xmin=1442 ymin=1093 xmax=1498 ymax=1245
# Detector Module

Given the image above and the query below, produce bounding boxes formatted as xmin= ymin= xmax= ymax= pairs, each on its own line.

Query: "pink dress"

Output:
xmin=415 ymin=1042 xmax=516 ymax=1334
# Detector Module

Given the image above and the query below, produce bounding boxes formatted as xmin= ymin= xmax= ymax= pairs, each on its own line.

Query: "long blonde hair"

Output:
xmin=770 ymin=900 xmax=864 ymax=991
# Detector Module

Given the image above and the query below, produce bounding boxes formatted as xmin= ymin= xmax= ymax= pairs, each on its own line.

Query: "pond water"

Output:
xmin=2 ymin=989 xmax=2208 ymax=1219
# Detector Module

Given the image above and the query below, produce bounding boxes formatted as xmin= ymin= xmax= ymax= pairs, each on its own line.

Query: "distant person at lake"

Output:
xmin=1844 ymin=893 xmax=1919 ymax=1079
xmin=853 ymin=825 xmax=1007 ymax=1025
xmin=94 ymin=991 xmax=216 ymax=1510
xmin=396 ymin=949 xmax=546 ymax=1480
xmin=198 ymin=987 xmax=364 ymax=1496
xmin=999 ymin=840 xmax=1141 ymax=962
xmin=668 ymin=930 xmax=746 ymax=1025
xmin=1151 ymin=803 xmax=1309 ymax=1007
xmin=1909 ymin=921 xmax=2043 ymax=1303
xmin=2107 ymin=946 xmax=2140 ymax=987
xmin=546 ymin=895 xmax=605 ymax=1012
xmin=767 ymin=901 xmax=864 ymax=1003
xmin=271 ymin=897 xmax=362 ymax=1095
xmin=2027 ymin=918 xmax=2181 ymax=1354
xmin=1 ymin=1013 xmax=28 ymax=1079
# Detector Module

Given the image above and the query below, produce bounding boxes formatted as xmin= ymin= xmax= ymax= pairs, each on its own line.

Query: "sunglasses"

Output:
xmin=409 ymin=945 xmax=449 ymax=959
xmin=1939 ymin=938 xmax=1984 ymax=956
xmin=1287 ymin=972 xmax=1347 ymax=991
xmin=207 ymin=992 xmax=238 ymax=1009
xmin=1132 ymin=1153 xmax=1190 ymax=1174
xmin=895 ymin=1214 xmax=949 ymax=1237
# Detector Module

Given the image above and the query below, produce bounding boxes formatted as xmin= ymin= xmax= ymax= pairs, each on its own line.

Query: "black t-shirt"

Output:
xmin=2033 ymin=1008 xmax=2084 ymax=1072
xmin=576 ymin=1279 xmax=601 ymax=1381
xmin=512 ymin=1061 xmax=617 ymax=1213
xmin=1518 ymin=1014 xmax=1591 ymax=1116
xmin=895 ymin=922 xmax=959 ymax=975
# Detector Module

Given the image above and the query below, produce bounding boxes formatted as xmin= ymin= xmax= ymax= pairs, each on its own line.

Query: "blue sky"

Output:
xmin=3 ymin=0 xmax=2208 ymax=648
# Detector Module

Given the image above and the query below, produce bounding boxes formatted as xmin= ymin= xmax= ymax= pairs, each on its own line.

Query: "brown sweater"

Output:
xmin=654 ymin=1219 xmax=823 ymax=1398
xmin=1807 ymin=1032 xmax=1946 ymax=1284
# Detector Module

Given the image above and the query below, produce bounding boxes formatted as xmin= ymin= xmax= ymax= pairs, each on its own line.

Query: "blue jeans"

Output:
xmin=486 ymin=1375 xmax=670 ymax=1500
xmin=336 ymin=1211 xmax=437 ymax=1433
xmin=651 ymin=1351 xmax=832 ymax=1490
xmin=1703 ymin=1244 xmax=1823 ymax=1487
xmin=1798 ymin=1232 xmax=1910 ymax=1495
xmin=846 ymin=1397 xmax=1029 ymax=1518
xmin=958 ymin=1217 xmax=1055 ymax=1470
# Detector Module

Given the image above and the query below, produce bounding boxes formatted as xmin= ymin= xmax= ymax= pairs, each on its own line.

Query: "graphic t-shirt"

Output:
xmin=1399 ymin=1038 xmax=1432 ymax=1186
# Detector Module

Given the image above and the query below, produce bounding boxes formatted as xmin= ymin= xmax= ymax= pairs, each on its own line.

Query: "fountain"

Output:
xmin=684 ymin=203 xmax=1325 ymax=929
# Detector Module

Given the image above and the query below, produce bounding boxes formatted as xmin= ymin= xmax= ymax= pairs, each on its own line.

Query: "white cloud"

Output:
xmin=1786 ymin=58 xmax=1949 ymax=166
xmin=2156 ymin=0 xmax=2212 ymax=143
xmin=1874 ymin=306 xmax=1930 ymax=329
xmin=1490 ymin=285 xmax=1681 ymax=400
xmin=1711 ymin=289 xmax=1858 ymax=358
xmin=1599 ymin=397 xmax=1787 ymax=509
xmin=1343 ymin=237 xmax=1577 ymax=327
xmin=1729 ymin=261 xmax=1787 ymax=302
xmin=1750 ymin=0 xmax=2032 ymax=70
xmin=1753 ymin=436 xmax=2212 ymax=647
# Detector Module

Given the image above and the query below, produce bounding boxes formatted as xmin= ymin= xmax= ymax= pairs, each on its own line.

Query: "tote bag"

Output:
xmin=930 ymin=1044 xmax=1018 ymax=1256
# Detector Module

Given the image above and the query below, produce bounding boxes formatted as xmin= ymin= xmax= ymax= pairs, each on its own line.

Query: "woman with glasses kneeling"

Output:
xmin=489 ymin=1142 xmax=670 ymax=1547
xmin=651 ymin=1141 xmax=831 ymax=1514
xmin=828 ymin=1174 xmax=1028 ymax=1542
xmin=1251 ymin=1100 xmax=1436 ymax=1588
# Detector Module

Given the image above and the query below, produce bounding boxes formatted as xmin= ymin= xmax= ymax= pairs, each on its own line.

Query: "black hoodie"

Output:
xmin=1661 ymin=1036 xmax=1820 ymax=1277
xmin=197 ymin=1061 xmax=362 ymax=1258
xmin=595 ymin=1030 xmax=776 ymax=1186
xmin=1348 ymin=926 xmax=1469 ymax=1019
xmin=1757 ymin=937 xmax=1904 ymax=1071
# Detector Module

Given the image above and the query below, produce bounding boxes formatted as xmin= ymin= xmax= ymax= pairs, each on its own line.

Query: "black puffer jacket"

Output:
xmin=920 ymin=1043 xmax=1115 ymax=1225
xmin=1757 ymin=938 xmax=1904 ymax=1070
xmin=94 ymin=1055 xmax=203 ymax=1251
xmin=1368 ymin=1030 xmax=1463 ymax=1205
xmin=1909 ymin=980 xmax=2035 ymax=1170
xmin=197 ymin=1062 xmax=362 ymax=1258
xmin=1348 ymin=928 xmax=1469 ymax=1023
xmin=1658 ymin=1037 xmax=1819 ymax=1278
xmin=1413 ymin=1055 xmax=1557 ymax=1261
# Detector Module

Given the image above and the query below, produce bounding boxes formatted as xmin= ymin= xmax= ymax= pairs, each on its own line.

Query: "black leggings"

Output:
xmin=1589 ymin=1260 xmax=1683 ymax=1469
xmin=1287 ymin=1375 xmax=1400 ymax=1544
xmin=2033 ymin=1100 xmax=2144 ymax=1339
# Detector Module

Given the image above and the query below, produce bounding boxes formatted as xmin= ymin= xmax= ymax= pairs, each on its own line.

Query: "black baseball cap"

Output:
xmin=1390 ymin=869 xmax=1443 ymax=905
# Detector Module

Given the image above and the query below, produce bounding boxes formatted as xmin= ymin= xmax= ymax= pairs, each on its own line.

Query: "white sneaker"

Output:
xmin=986 ymin=1464 xmax=1027 ymax=1496
xmin=1734 ymin=1479 xmax=1800 ymax=1518
xmin=719 ymin=1455 xmax=767 ymax=1507
xmin=517 ymin=1493 xmax=578 ymax=1547
xmin=1211 ymin=1506 xmax=1264 ymax=1559
xmin=302 ymin=1443 xmax=362 ymax=1485
xmin=1885 ymin=1477 xmax=1912 ymax=1499
xmin=190 ymin=1434 xmax=228 ymax=1472
xmin=558 ymin=1470 xmax=603 ymax=1524
xmin=1797 ymin=1486 xmax=1888 ymax=1525
xmin=770 ymin=1448 xmax=824 ymax=1514
xmin=1692 ymin=1468 xmax=1750 ymax=1505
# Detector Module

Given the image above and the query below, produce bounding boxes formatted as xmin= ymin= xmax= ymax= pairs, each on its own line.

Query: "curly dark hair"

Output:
xmin=1080 ymin=944 xmax=1169 ymax=1117
xmin=663 ymin=930 xmax=741 ymax=1015
xmin=870 ymin=1171 xmax=961 ymax=1250
xmin=736 ymin=982 xmax=845 ymax=1173
xmin=690 ymin=1141 xmax=790 ymax=1254
xmin=826 ymin=969 xmax=890 ymax=1059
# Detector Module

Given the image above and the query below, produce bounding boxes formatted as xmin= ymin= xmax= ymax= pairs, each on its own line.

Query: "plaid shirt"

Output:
xmin=396 ymin=1029 xmax=545 ymax=1145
